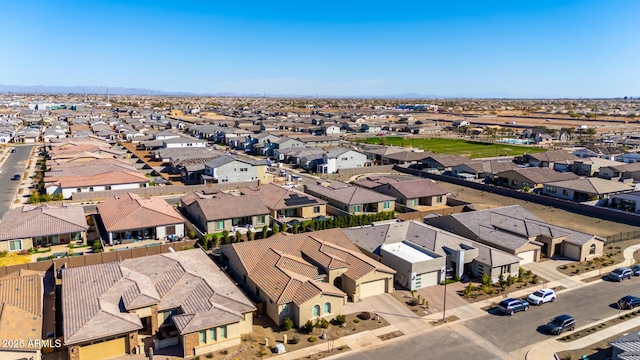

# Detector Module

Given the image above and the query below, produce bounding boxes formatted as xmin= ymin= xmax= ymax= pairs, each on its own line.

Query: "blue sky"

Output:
xmin=1 ymin=0 xmax=638 ymax=97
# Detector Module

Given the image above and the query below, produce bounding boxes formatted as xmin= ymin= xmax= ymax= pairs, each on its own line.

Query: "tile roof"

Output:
xmin=544 ymin=177 xmax=634 ymax=195
xmin=374 ymin=178 xmax=448 ymax=199
xmin=528 ymin=150 xmax=578 ymax=162
xmin=0 ymin=204 xmax=88 ymax=241
xmin=0 ymin=271 xmax=44 ymax=351
xmin=62 ymin=249 xmax=255 ymax=345
xmin=423 ymin=154 xmax=470 ymax=167
xmin=496 ymin=167 xmax=579 ymax=184
xmin=188 ymin=195 xmax=270 ymax=221
xmin=97 ymin=193 xmax=184 ymax=232
xmin=225 ymin=229 xmax=394 ymax=305
xmin=240 ymin=183 xmax=326 ymax=211
xmin=304 ymin=182 xmax=395 ymax=205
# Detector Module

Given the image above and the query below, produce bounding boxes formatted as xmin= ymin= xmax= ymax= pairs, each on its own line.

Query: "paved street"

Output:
xmin=343 ymin=325 xmax=500 ymax=360
xmin=0 ymin=145 xmax=33 ymax=218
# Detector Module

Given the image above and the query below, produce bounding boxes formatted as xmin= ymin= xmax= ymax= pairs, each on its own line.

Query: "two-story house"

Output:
xmin=317 ymin=147 xmax=368 ymax=174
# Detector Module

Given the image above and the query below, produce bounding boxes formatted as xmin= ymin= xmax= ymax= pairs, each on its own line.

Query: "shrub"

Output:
xmin=518 ymin=267 xmax=525 ymax=281
xmin=283 ymin=317 xmax=294 ymax=331
xmin=220 ymin=349 xmax=228 ymax=355
xmin=359 ymin=312 xmax=371 ymax=320
xmin=308 ymin=336 xmax=317 ymax=343
xmin=303 ymin=320 xmax=314 ymax=333
xmin=481 ymin=274 xmax=492 ymax=287
xmin=92 ymin=241 xmax=103 ymax=253
xmin=262 ymin=225 xmax=269 ymax=239
xmin=187 ymin=229 xmax=196 ymax=239
xmin=338 ymin=346 xmax=345 ymax=351
xmin=290 ymin=335 xmax=301 ymax=344
xmin=315 ymin=318 xmax=329 ymax=329
xmin=206 ymin=353 xmax=214 ymax=358
xmin=257 ymin=350 xmax=268 ymax=357
xmin=235 ymin=230 xmax=242 ymax=242
xmin=248 ymin=231 xmax=255 ymax=241
xmin=335 ymin=314 xmax=346 ymax=325
xmin=0 ymin=250 xmax=7 ymax=258
xmin=353 ymin=319 xmax=360 ymax=323
xmin=281 ymin=223 xmax=288 ymax=233
xmin=407 ymin=298 xmax=419 ymax=306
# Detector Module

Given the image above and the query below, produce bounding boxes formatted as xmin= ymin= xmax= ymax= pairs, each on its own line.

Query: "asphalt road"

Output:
xmin=0 ymin=145 xmax=33 ymax=218
xmin=344 ymin=326 xmax=500 ymax=360
xmin=342 ymin=277 xmax=640 ymax=360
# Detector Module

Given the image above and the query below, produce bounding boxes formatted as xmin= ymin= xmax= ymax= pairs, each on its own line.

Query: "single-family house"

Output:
xmin=421 ymin=154 xmax=470 ymax=171
xmin=451 ymin=159 xmax=519 ymax=182
xmin=0 ymin=204 xmax=88 ymax=252
xmin=525 ymin=150 xmax=579 ymax=168
xmin=61 ymin=249 xmax=255 ymax=359
xmin=353 ymin=176 xmax=448 ymax=211
xmin=599 ymin=162 xmax=640 ymax=181
xmin=542 ymin=178 xmax=635 ymax=201
xmin=97 ymin=193 xmax=185 ymax=245
xmin=316 ymin=147 xmax=368 ymax=174
xmin=425 ymin=205 xmax=605 ymax=262
xmin=240 ymin=183 xmax=327 ymax=221
xmin=220 ymin=230 xmax=395 ymax=326
xmin=610 ymin=191 xmax=640 ymax=213
xmin=202 ymin=155 xmax=267 ymax=184
xmin=343 ymin=221 xmax=522 ymax=288
xmin=495 ymin=167 xmax=579 ymax=190
xmin=182 ymin=193 xmax=270 ymax=233
xmin=571 ymin=157 xmax=625 ymax=177
xmin=304 ymin=182 xmax=395 ymax=215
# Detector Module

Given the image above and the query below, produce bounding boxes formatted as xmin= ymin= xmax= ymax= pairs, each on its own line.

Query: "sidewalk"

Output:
xmin=271 ymin=244 xmax=640 ymax=360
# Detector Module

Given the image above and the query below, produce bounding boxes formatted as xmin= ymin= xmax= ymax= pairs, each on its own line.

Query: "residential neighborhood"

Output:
xmin=1 ymin=94 xmax=640 ymax=360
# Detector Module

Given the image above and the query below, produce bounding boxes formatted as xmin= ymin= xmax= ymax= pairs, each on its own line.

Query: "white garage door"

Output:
xmin=518 ymin=250 xmax=536 ymax=264
xmin=415 ymin=271 xmax=439 ymax=289
xmin=360 ymin=279 xmax=386 ymax=298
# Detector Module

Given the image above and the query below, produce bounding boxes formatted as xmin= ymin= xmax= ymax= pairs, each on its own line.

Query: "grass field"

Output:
xmin=0 ymin=252 xmax=32 ymax=267
xmin=356 ymin=137 xmax=547 ymax=158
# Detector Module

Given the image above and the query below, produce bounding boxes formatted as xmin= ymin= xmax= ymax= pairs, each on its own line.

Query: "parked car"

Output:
xmin=632 ymin=264 xmax=640 ymax=276
xmin=284 ymin=183 xmax=296 ymax=189
xmin=608 ymin=267 xmax=633 ymax=282
xmin=618 ymin=295 xmax=640 ymax=310
xmin=527 ymin=288 xmax=556 ymax=305
xmin=545 ymin=314 xmax=575 ymax=335
xmin=497 ymin=298 xmax=529 ymax=316
xmin=11 ymin=174 xmax=20 ymax=181
xmin=10 ymin=148 xmax=16 ymax=153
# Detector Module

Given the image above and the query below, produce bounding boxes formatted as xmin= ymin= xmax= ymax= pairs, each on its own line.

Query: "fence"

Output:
xmin=395 ymin=205 xmax=467 ymax=221
xmin=0 ymin=240 xmax=198 ymax=278
xmin=71 ymin=181 xmax=260 ymax=201
xmin=605 ymin=231 xmax=640 ymax=244
xmin=336 ymin=165 xmax=397 ymax=176
xmin=393 ymin=165 xmax=640 ymax=227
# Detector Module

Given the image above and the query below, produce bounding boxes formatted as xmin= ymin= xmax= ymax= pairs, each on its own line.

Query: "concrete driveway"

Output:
xmin=343 ymin=293 xmax=419 ymax=326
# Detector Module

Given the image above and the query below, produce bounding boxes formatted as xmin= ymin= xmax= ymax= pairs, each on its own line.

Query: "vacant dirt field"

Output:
xmin=436 ymin=182 xmax=640 ymax=238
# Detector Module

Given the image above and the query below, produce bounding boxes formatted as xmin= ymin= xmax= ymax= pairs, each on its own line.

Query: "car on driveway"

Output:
xmin=497 ymin=298 xmax=529 ymax=315
xmin=618 ymin=295 xmax=640 ymax=310
xmin=608 ymin=267 xmax=633 ymax=282
xmin=11 ymin=174 xmax=20 ymax=180
xmin=10 ymin=148 xmax=15 ymax=153
xmin=545 ymin=314 xmax=575 ymax=335
xmin=632 ymin=264 xmax=640 ymax=276
xmin=527 ymin=288 xmax=556 ymax=305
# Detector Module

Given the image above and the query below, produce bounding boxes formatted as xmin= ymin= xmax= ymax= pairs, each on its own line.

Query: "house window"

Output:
xmin=209 ymin=328 xmax=216 ymax=341
xmin=408 ymin=199 xmax=417 ymax=207
xmin=353 ymin=205 xmax=361 ymax=213
xmin=522 ymin=182 xmax=532 ymax=188
xmin=106 ymin=185 xmax=112 ymax=190
xmin=76 ymin=188 xmax=82 ymax=193
xmin=220 ymin=325 xmax=227 ymax=339
xmin=282 ymin=303 xmax=290 ymax=315
xmin=215 ymin=221 xmax=225 ymax=231
xmin=313 ymin=206 xmax=321 ymax=214
xmin=437 ymin=196 xmax=443 ymax=203
xmin=89 ymin=187 xmax=94 ymax=192
xmin=199 ymin=330 xmax=206 ymax=344
xmin=256 ymin=216 xmax=266 ymax=225
xmin=562 ymin=189 xmax=570 ymax=196
xmin=9 ymin=240 xmax=22 ymax=251
xmin=545 ymin=186 xmax=557 ymax=193
xmin=312 ymin=305 xmax=320 ymax=317
xmin=383 ymin=201 xmax=390 ymax=210
xmin=589 ymin=243 xmax=596 ymax=255
xmin=341 ymin=157 xmax=348 ymax=161
xmin=510 ymin=180 xmax=517 ymax=186
xmin=323 ymin=302 xmax=331 ymax=314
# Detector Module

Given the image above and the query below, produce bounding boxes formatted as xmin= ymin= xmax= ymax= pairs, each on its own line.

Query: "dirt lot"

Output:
xmin=215 ymin=312 xmax=388 ymax=360
xmin=436 ymin=182 xmax=640 ymax=238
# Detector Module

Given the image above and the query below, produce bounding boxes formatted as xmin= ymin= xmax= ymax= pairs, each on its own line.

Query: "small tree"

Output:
xmin=292 ymin=224 xmax=300 ymax=234
xmin=247 ymin=231 xmax=255 ymax=241
xmin=211 ymin=234 xmax=219 ymax=248
xmin=282 ymin=317 xmax=294 ymax=331
xmin=281 ymin=222 xmax=288 ymax=233
xmin=481 ymin=274 xmax=492 ymax=287
xmin=272 ymin=224 xmax=280 ymax=235
xmin=303 ymin=320 xmax=314 ymax=333
xmin=235 ymin=230 xmax=242 ymax=242
xmin=518 ymin=267 xmax=524 ymax=282
xmin=202 ymin=235 xmax=210 ymax=250
xmin=262 ymin=225 xmax=269 ymax=239
xmin=222 ymin=230 xmax=231 ymax=244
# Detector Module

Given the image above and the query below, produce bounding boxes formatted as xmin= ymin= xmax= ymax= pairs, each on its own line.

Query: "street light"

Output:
xmin=442 ymin=266 xmax=453 ymax=323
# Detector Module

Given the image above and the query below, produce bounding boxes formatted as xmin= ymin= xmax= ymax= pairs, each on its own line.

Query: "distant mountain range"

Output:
xmin=0 ymin=84 xmax=606 ymax=99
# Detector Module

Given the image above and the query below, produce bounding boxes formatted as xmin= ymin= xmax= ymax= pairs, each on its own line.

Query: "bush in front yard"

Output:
xmin=290 ymin=335 xmax=301 ymax=344
xmin=308 ymin=336 xmax=317 ymax=343
xmin=282 ymin=317 xmax=294 ymax=331
xmin=335 ymin=314 xmax=346 ymax=325
xmin=359 ymin=312 xmax=371 ymax=320
xmin=303 ymin=320 xmax=314 ymax=333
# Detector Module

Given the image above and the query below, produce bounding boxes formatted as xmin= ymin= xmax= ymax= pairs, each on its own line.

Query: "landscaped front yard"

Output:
xmin=207 ymin=312 xmax=389 ymax=360
xmin=459 ymin=270 xmax=547 ymax=303
xmin=556 ymin=239 xmax=640 ymax=276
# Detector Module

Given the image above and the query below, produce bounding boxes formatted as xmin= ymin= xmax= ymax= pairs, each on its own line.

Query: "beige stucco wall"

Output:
xmin=0 ymin=238 xmax=34 ymax=253
xmin=300 ymin=204 xmax=327 ymax=218
xmin=296 ymin=293 xmax=346 ymax=326
xmin=347 ymin=271 xmax=394 ymax=302
xmin=573 ymin=238 xmax=604 ymax=261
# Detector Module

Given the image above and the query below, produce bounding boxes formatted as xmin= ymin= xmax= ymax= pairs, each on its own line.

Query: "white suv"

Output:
xmin=527 ymin=288 xmax=556 ymax=305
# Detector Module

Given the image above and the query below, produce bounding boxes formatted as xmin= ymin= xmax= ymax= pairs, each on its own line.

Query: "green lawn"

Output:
xmin=356 ymin=137 xmax=547 ymax=158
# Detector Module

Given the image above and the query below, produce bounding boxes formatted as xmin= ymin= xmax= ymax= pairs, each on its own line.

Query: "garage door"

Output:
xmin=360 ymin=279 xmax=386 ymax=298
xmin=415 ymin=271 xmax=439 ymax=289
xmin=518 ymin=250 xmax=536 ymax=264
xmin=79 ymin=337 xmax=126 ymax=360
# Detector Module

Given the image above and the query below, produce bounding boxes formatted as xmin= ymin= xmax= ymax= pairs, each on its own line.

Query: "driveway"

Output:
xmin=343 ymin=293 xmax=418 ymax=327
xmin=523 ymin=259 xmax=584 ymax=288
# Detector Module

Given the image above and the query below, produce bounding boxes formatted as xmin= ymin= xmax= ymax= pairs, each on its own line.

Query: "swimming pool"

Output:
xmin=499 ymin=138 xmax=532 ymax=145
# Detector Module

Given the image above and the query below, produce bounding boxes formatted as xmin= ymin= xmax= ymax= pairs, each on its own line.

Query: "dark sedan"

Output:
xmin=618 ymin=295 xmax=640 ymax=310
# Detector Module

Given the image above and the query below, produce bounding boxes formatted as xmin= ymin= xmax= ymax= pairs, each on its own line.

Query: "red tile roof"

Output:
xmin=97 ymin=193 xmax=184 ymax=232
